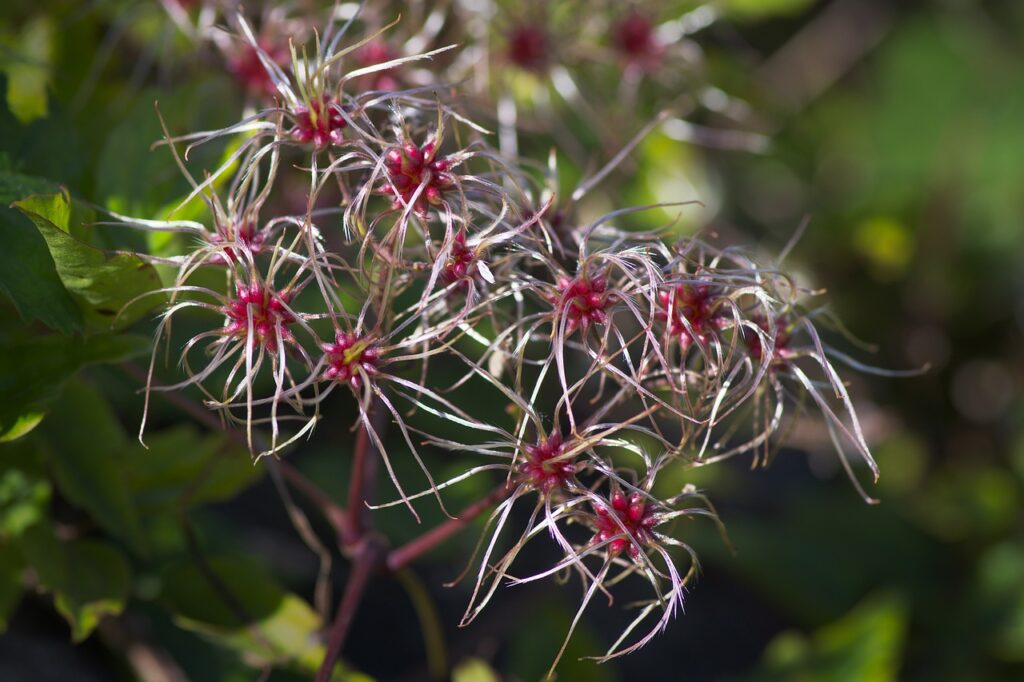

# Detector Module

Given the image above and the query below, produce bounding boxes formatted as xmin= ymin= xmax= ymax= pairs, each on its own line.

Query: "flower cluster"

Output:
xmin=121 ymin=3 xmax=894 ymax=675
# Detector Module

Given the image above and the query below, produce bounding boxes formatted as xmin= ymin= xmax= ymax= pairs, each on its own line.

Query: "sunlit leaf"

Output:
xmin=0 ymin=17 xmax=54 ymax=124
xmin=161 ymin=557 xmax=370 ymax=680
xmin=0 ymin=467 xmax=50 ymax=537
xmin=722 ymin=0 xmax=814 ymax=20
xmin=0 ymin=165 xmax=80 ymax=334
xmin=14 ymin=191 xmax=165 ymax=332
xmin=0 ymin=412 xmax=45 ymax=443
xmin=747 ymin=592 xmax=907 ymax=682
xmin=453 ymin=658 xmax=500 ymax=682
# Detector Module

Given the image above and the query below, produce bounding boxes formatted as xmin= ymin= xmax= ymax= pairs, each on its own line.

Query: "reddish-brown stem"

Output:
xmin=315 ymin=536 xmax=386 ymax=682
xmin=342 ymin=395 xmax=388 ymax=547
xmin=316 ymin=395 xmax=390 ymax=677
xmin=387 ymin=482 xmax=513 ymax=572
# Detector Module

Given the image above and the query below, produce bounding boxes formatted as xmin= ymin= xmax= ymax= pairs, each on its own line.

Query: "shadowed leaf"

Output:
xmin=20 ymin=523 xmax=131 ymax=642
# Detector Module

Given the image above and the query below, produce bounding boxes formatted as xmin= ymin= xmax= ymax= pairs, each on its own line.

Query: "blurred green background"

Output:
xmin=1 ymin=1 xmax=1023 ymax=680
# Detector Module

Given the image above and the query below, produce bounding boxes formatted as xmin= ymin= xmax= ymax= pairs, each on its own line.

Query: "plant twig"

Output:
xmin=387 ymin=483 xmax=512 ymax=572
xmin=343 ymin=395 xmax=388 ymax=547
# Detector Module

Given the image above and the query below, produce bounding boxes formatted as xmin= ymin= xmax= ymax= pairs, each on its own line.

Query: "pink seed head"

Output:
xmin=592 ymin=490 xmax=658 ymax=560
xmin=440 ymin=230 xmax=477 ymax=288
xmin=656 ymin=282 xmax=717 ymax=350
xmin=210 ymin=220 xmax=265 ymax=264
xmin=322 ymin=331 xmax=381 ymax=390
xmin=552 ymin=274 xmax=611 ymax=335
xmin=519 ymin=431 xmax=575 ymax=492
xmin=223 ymin=283 xmax=295 ymax=348
xmin=743 ymin=315 xmax=791 ymax=363
xmin=291 ymin=95 xmax=347 ymax=149
xmin=380 ymin=138 xmax=454 ymax=217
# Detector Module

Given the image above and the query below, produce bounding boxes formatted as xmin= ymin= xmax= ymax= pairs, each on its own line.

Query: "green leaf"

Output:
xmin=746 ymin=593 xmax=908 ymax=682
xmin=0 ymin=332 xmax=149 ymax=440
xmin=126 ymin=425 xmax=263 ymax=514
xmin=974 ymin=543 xmax=1024 ymax=661
xmin=40 ymin=382 xmax=147 ymax=554
xmin=0 ymin=541 xmax=23 ymax=633
xmin=453 ymin=658 xmax=500 ymax=682
xmin=96 ymin=78 xmax=237 ymax=219
xmin=0 ymin=412 xmax=45 ymax=443
xmin=0 ymin=17 xmax=54 ymax=124
xmin=14 ymin=191 xmax=165 ymax=333
xmin=722 ymin=0 xmax=814 ymax=20
xmin=20 ymin=523 xmax=131 ymax=641
xmin=161 ymin=557 xmax=369 ymax=680
xmin=39 ymin=375 xmax=261 ymax=526
xmin=0 ymin=165 xmax=81 ymax=333
xmin=0 ymin=467 xmax=50 ymax=538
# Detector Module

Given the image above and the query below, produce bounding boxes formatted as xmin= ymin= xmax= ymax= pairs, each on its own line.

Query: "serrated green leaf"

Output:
xmin=20 ymin=523 xmax=131 ymax=641
xmin=0 ymin=165 xmax=81 ymax=333
xmin=14 ymin=191 xmax=165 ymax=333
xmin=0 ymin=332 xmax=148 ymax=440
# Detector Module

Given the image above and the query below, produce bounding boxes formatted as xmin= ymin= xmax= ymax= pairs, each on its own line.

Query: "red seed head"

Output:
xmin=229 ymin=40 xmax=289 ymax=97
xmin=210 ymin=220 xmax=266 ymax=264
xmin=656 ymin=282 xmax=717 ymax=350
xmin=552 ymin=273 xmax=611 ymax=335
xmin=506 ymin=24 xmax=550 ymax=72
xmin=223 ymin=283 xmax=295 ymax=348
xmin=519 ymin=431 xmax=575 ymax=492
xmin=291 ymin=95 xmax=347 ymax=149
xmin=322 ymin=331 xmax=381 ymax=390
xmin=380 ymin=138 xmax=454 ymax=217
xmin=613 ymin=13 xmax=664 ymax=69
xmin=743 ymin=315 xmax=791 ymax=363
xmin=441 ymin=230 xmax=478 ymax=288
xmin=592 ymin=490 xmax=657 ymax=559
